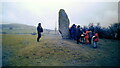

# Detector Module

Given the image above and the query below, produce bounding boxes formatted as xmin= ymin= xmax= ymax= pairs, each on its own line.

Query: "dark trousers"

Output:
xmin=88 ymin=38 xmax=92 ymax=44
xmin=37 ymin=32 xmax=41 ymax=42
xmin=76 ymin=36 xmax=80 ymax=44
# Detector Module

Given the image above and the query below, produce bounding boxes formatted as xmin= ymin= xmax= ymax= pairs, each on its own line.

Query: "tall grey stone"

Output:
xmin=58 ymin=9 xmax=70 ymax=39
xmin=118 ymin=1 xmax=120 ymax=22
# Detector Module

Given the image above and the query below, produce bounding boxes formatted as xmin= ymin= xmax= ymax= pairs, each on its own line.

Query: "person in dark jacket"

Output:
xmin=88 ymin=30 xmax=93 ymax=44
xmin=37 ymin=23 xmax=43 ymax=42
xmin=76 ymin=25 xmax=82 ymax=44
xmin=89 ymin=25 xmax=94 ymax=32
xmin=70 ymin=24 xmax=76 ymax=40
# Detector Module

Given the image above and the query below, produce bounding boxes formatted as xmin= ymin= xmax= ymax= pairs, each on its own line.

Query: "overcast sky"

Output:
xmin=1 ymin=0 xmax=119 ymax=30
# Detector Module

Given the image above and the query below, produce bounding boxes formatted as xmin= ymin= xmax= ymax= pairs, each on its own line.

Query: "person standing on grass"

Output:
xmin=70 ymin=24 xmax=76 ymax=40
xmin=92 ymin=32 xmax=99 ymax=48
xmin=37 ymin=23 xmax=43 ymax=42
xmin=76 ymin=25 xmax=83 ymax=44
xmin=88 ymin=30 xmax=93 ymax=44
xmin=85 ymin=30 xmax=89 ymax=44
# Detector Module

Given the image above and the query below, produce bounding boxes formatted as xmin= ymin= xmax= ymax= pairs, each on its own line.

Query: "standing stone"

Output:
xmin=118 ymin=2 xmax=120 ymax=39
xmin=58 ymin=9 xmax=70 ymax=39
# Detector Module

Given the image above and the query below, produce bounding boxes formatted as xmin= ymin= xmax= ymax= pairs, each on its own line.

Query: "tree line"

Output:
xmin=86 ymin=22 xmax=120 ymax=40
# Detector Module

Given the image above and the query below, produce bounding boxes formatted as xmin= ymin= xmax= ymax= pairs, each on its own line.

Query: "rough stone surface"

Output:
xmin=58 ymin=9 xmax=70 ymax=39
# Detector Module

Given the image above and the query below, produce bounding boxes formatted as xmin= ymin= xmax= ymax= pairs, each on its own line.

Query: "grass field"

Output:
xmin=2 ymin=34 xmax=120 ymax=66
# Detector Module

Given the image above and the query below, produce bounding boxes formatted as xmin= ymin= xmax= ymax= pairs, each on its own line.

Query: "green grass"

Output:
xmin=2 ymin=34 xmax=120 ymax=66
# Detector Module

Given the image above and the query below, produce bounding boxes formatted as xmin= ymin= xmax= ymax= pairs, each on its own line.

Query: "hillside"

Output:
xmin=0 ymin=23 xmax=55 ymax=34
xmin=1 ymin=23 xmax=36 ymax=29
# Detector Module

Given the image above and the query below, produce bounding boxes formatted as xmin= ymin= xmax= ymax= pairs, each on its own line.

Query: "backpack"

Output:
xmin=40 ymin=27 xmax=43 ymax=32
xmin=37 ymin=26 xmax=43 ymax=32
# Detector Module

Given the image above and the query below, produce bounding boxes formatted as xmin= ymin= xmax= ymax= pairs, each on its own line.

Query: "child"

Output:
xmin=85 ymin=30 xmax=89 ymax=44
xmin=92 ymin=32 xmax=99 ymax=48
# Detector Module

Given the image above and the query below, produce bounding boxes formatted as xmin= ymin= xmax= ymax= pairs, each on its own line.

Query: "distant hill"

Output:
xmin=1 ymin=23 xmax=36 ymax=29
xmin=0 ymin=23 xmax=56 ymax=35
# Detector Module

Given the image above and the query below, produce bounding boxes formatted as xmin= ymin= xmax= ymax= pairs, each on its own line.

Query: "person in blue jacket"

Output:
xmin=70 ymin=24 xmax=76 ymax=40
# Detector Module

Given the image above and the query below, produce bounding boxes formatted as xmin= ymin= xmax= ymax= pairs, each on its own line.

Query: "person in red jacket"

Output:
xmin=85 ymin=30 xmax=89 ymax=44
xmin=92 ymin=32 xmax=99 ymax=48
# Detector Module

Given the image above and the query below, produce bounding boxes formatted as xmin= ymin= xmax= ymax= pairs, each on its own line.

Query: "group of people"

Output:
xmin=69 ymin=24 xmax=99 ymax=48
xmin=37 ymin=23 xmax=99 ymax=48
